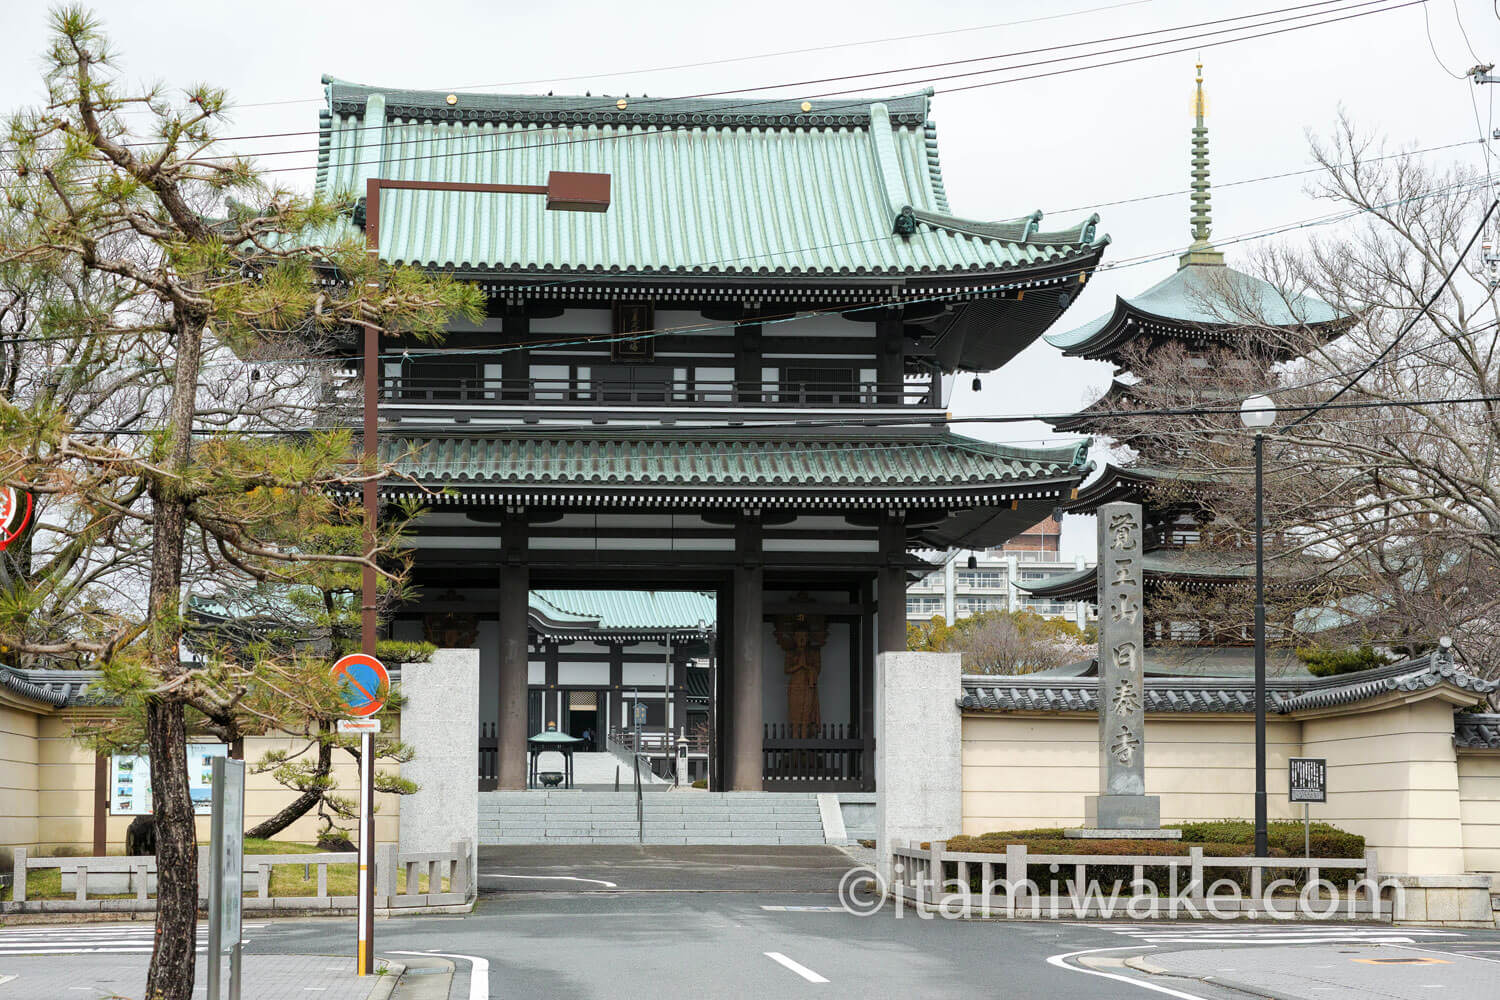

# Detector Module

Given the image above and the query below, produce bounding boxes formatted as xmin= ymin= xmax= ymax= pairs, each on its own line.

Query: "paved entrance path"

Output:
xmin=477 ymin=844 xmax=855 ymax=892
xmin=1145 ymin=941 xmax=1500 ymax=998
xmin=0 ymin=951 xmax=397 ymax=1000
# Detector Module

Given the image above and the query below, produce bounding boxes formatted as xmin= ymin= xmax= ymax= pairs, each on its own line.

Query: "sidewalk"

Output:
xmin=1142 ymin=943 xmax=1500 ymax=998
xmin=0 ymin=954 xmax=403 ymax=999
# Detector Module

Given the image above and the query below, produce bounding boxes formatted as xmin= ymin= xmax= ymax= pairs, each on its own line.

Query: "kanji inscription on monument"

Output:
xmin=1070 ymin=501 xmax=1177 ymax=837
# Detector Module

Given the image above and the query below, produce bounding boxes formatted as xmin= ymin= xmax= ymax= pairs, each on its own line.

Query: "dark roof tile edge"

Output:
xmin=0 ymin=666 xmax=70 ymax=708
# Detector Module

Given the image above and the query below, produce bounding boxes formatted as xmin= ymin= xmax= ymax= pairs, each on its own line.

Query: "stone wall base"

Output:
xmin=1384 ymin=874 xmax=1496 ymax=928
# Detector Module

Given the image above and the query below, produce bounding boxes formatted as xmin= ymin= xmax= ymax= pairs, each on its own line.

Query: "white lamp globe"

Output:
xmin=1240 ymin=394 xmax=1277 ymax=429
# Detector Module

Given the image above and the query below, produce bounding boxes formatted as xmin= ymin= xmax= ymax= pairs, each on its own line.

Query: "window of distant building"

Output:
xmin=956 ymin=596 xmax=1003 ymax=616
xmin=906 ymin=597 xmax=943 ymax=617
xmin=957 ymin=570 xmax=1004 ymax=589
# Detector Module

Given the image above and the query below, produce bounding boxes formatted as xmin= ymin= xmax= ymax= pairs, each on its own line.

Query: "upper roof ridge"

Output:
xmin=322 ymin=77 xmax=936 ymax=130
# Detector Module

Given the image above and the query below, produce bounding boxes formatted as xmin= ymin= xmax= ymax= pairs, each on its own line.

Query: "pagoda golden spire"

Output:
xmin=1181 ymin=61 xmax=1225 ymax=267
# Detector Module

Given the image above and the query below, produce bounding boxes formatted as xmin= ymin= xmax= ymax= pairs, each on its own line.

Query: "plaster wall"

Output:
xmin=961 ymin=713 xmax=1302 ymax=833
xmin=29 ymin=713 xmax=403 ymax=854
xmin=0 ymin=701 xmax=40 ymax=851
xmin=1456 ymin=751 xmax=1500 ymax=876
xmin=1302 ymin=699 xmax=1466 ymax=876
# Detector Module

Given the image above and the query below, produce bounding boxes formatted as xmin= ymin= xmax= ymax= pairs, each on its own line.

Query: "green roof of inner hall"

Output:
xmin=377 ymin=431 xmax=1089 ymax=496
xmin=316 ymin=79 xmax=1109 ymax=278
xmin=530 ymin=590 xmax=716 ymax=635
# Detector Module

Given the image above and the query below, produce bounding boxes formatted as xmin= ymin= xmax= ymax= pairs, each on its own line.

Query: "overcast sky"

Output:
xmin=2 ymin=0 xmax=1493 ymax=558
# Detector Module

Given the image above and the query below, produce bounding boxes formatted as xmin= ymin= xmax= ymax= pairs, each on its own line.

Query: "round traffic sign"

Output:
xmin=331 ymin=653 xmax=389 ymax=717
xmin=0 ymin=487 xmax=33 ymax=552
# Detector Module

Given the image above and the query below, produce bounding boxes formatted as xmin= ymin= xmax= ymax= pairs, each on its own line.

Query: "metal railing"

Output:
xmin=609 ymin=727 xmax=710 ymax=756
xmin=380 ymin=376 xmax=935 ymax=408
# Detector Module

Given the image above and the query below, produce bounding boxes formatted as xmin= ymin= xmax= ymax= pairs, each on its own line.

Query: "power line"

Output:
xmin=941 ymin=0 xmax=1421 ymax=95
xmin=0 ymin=0 xmax=1363 ymax=162
xmin=5 ymin=172 xmax=1486 ymax=375
xmin=54 ymin=391 xmax=1500 ymax=443
xmin=267 ymin=0 xmax=1412 ymax=176
xmin=1283 ymin=197 xmax=1499 ymax=429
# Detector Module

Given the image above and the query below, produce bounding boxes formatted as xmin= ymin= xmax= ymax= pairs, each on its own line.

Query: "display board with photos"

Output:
xmin=110 ymin=743 xmax=229 ymax=815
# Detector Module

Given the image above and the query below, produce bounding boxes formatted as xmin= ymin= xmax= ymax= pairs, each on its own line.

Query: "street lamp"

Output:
xmin=1240 ymin=394 xmax=1276 ymax=858
xmin=354 ymin=170 xmax=610 ymax=977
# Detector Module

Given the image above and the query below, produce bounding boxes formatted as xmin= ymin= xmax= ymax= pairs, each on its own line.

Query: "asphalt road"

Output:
xmin=4 ymin=848 xmax=1498 ymax=999
xmin=475 ymin=843 xmax=854 ymax=892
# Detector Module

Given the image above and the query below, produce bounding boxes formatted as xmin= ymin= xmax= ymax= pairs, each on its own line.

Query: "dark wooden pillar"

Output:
xmin=876 ymin=312 xmax=904 ymax=403
xmin=734 ymin=313 xmax=762 ymax=403
xmin=877 ymin=510 xmax=908 ymax=654
xmin=498 ymin=507 xmax=530 ymax=789
xmin=501 ymin=311 xmax=528 ymax=400
xmin=93 ymin=754 xmax=108 ymax=854
xmin=730 ymin=510 xmax=764 ymax=790
xmin=543 ymin=641 xmax=559 ymax=728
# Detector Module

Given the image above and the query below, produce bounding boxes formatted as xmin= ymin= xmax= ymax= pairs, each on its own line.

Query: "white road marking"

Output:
xmin=764 ymin=952 xmax=829 ymax=983
xmin=760 ymin=905 xmax=846 ymax=912
xmin=480 ymin=873 xmax=619 ymax=888
xmin=1046 ymin=946 xmax=1214 ymax=1000
xmin=1389 ymin=943 xmax=1500 ymax=966
xmin=392 ymin=949 xmax=489 ymax=1000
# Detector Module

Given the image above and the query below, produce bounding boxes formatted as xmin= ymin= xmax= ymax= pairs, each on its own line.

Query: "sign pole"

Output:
xmin=331 ymin=652 xmax=388 ymax=978
xmin=1304 ymin=802 xmax=1310 ymax=859
xmin=207 ymin=757 xmax=244 ymax=1000
xmin=357 ymin=729 xmax=374 ymax=975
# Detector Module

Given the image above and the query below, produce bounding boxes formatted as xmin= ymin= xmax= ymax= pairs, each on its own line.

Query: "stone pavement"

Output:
xmin=1144 ymin=942 xmax=1500 ymax=998
xmin=0 ymin=954 xmax=401 ymax=999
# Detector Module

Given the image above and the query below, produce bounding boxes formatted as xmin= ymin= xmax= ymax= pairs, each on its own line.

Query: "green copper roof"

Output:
xmin=316 ymin=79 xmax=1108 ymax=278
xmin=378 ymin=431 xmax=1088 ymax=495
xmin=1045 ymin=264 xmax=1343 ymax=358
xmin=531 ymin=590 xmax=715 ymax=635
xmin=1046 ymin=62 xmax=1339 ymax=362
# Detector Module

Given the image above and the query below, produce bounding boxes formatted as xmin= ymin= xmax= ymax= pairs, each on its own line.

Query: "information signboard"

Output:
xmin=110 ymin=743 xmax=228 ymax=815
xmin=1289 ymin=757 xmax=1328 ymax=803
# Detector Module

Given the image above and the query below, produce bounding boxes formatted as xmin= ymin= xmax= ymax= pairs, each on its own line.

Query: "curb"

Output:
xmin=1123 ymin=955 xmax=1168 ymax=975
xmin=368 ymin=961 xmax=406 ymax=1000
xmin=386 ymin=956 xmax=455 ymax=999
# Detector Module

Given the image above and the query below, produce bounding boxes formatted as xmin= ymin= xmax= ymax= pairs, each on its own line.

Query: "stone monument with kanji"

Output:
xmin=1066 ymin=501 xmax=1180 ymax=839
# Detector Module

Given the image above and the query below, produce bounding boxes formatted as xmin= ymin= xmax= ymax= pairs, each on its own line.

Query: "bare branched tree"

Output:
xmin=1105 ymin=115 xmax=1500 ymax=675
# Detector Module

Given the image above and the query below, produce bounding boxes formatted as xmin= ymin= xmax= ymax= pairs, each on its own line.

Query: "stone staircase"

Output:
xmin=478 ymin=790 xmax=830 ymax=845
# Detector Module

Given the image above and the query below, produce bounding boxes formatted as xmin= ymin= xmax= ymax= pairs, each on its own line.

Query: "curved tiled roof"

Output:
xmin=530 ymin=590 xmax=716 ymax=639
xmin=379 ymin=432 xmax=1090 ymax=493
xmin=1456 ymin=714 xmax=1500 ymax=749
xmin=959 ymin=650 xmax=1496 ymax=717
xmin=1274 ymin=652 xmax=1498 ymax=713
xmin=1045 ymin=262 xmax=1343 ymax=362
xmin=0 ymin=666 xmax=70 ymax=708
xmin=314 ymin=80 xmax=1109 ymax=279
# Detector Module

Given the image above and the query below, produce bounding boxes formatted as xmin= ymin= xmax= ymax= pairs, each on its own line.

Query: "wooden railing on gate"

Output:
xmin=762 ymin=723 xmax=866 ymax=791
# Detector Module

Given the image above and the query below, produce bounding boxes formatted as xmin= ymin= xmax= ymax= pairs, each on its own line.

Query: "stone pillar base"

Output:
xmin=1081 ymin=794 xmax=1163 ymax=831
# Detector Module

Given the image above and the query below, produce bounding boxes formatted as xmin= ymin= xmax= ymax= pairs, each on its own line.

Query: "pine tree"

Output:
xmin=0 ymin=9 xmax=480 ymax=996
